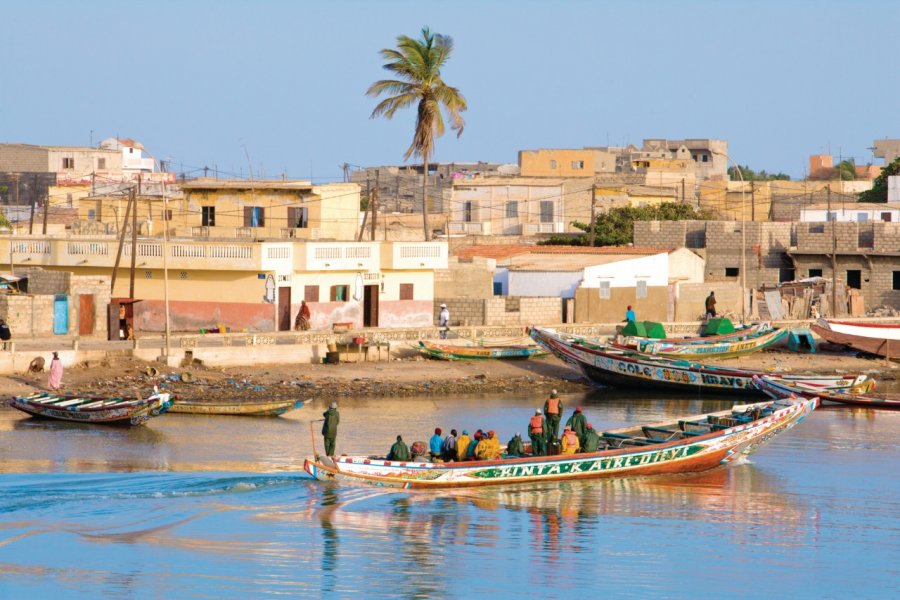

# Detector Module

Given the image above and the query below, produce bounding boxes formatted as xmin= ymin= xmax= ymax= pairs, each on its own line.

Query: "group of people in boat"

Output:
xmin=387 ymin=428 xmax=507 ymax=462
xmin=528 ymin=389 xmax=601 ymax=456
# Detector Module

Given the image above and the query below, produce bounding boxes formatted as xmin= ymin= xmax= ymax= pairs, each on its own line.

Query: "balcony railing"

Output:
xmin=235 ymin=227 xmax=253 ymax=238
xmin=448 ymin=221 xmax=491 ymax=235
xmin=525 ymin=222 xmax=564 ymax=234
xmin=191 ymin=226 xmax=210 ymax=237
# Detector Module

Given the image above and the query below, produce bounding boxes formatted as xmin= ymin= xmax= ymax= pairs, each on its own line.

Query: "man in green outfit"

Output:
xmin=582 ymin=423 xmax=602 ymax=453
xmin=528 ymin=409 xmax=547 ymax=456
xmin=387 ymin=435 xmax=411 ymax=461
xmin=565 ymin=406 xmax=587 ymax=448
xmin=543 ymin=389 xmax=562 ymax=444
xmin=506 ymin=432 xmax=525 ymax=457
xmin=322 ymin=401 xmax=340 ymax=457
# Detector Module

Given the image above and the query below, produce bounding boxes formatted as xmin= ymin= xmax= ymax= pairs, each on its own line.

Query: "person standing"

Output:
xmin=48 ymin=351 xmax=63 ymax=391
xmin=438 ymin=303 xmax=450 ymax=339
xmin=321 ymin=402 xmax=340 ymax=457
xmin=295 ymin=300 xmax=312 ymax=331
xmin=387 ymin=435 xmax=411 ymax=461
xmin=565 ymin=406 xmax=588 ymax=447
xmin=543 ymin=389 xmax=562 ymax=444
xmin=0 ymin=318 xmax=11 ymax=350
xmin=625 ymin=305 xmax=636 ymax=322
xmin=528 ymin=409 xmax=547 ymax=456
xmin=705 ymin=291 xmax=717 ymax=318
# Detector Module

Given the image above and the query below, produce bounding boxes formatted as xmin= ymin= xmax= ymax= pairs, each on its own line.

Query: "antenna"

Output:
xmin=242 ymin=144 xmax=254 ymax=180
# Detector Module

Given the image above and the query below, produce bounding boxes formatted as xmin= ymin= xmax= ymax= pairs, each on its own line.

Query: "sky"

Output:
xmin=1 ymin=0 xmax=897 ymax=182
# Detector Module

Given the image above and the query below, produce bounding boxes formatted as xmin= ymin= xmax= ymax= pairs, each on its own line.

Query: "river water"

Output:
xmin=1 ymin=388 xmax=898 ymax=599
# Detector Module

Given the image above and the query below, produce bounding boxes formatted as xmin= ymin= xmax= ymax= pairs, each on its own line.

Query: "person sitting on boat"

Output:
xmin=474 ymin=430 xmax=502 ymax=461
xmin=441 ymin=429 xmax=458 ymax=462
xmin=429 ymin=428 xmax=444 ymax=461
xmin=505 ymin=432 xmax=525 ymax=457
xmin=387 ymin=435 xmax=411 ymax=462
xmin=467 ymin=430 xmax=483 ymax=460
xmin=581 ymin=423 xmax=601 ymax=453
xmin=528 ymin=409 xmax=547 ymax=456
xmin=625 ymin=305 xmax=636 ymax=322
xmin=561 ymin=426 xmax=580 ymax=455
xmin=543 ymin=390 xmax=562 ymax=443
xmin=565 ymin=406 xmax=588 ymax=447
xmin=456 ymin=430 xmax=472 ymax=461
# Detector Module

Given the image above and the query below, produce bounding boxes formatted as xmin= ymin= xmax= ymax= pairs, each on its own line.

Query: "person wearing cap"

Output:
xmin=438 ymin=303 xmax=450 ymax=339
xmin=441 ymin=428 xmax=459 ymax=462
xmin=467 ymin=430 xmax=483 ymax=460
xmin=528 ymin=409 xmax=548 ymax=456
xmin=474 ymin=429 xmax=501 ymax=461
xmin=505 ymin=432 xmax=525 ymax=457
xmin=543 ymin=389 xmax=563 ymax=444
xmin=456 ymin=429 xmax=472 ymax=461
xmin=565 ymin=406 xmax=588 ymax=449
xmin=429 ymin=427 xmax=444 ymax=461
xmin=582 ymin=423 xmax=601 ymax=453
xmin=561 ymin=425 xmax=580 ymax=455
xmin=387 ymin=435 xmax=411 ymax=461
xmin=321 ymin=401 xmax=340 ymax=457
xmin=625 ymin=305 xmax=636 ymax=322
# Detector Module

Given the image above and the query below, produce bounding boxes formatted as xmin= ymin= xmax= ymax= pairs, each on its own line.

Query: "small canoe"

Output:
xmin=415 ymin=340 xmax=546 ymax=361
xmin=614 ymin=326 xmax=789 ymax=360
xmin=168 ymin=398 xmax=306 ymax=416
xmin=810 ymin=318 xmax=900 ymax=360
xmin=304 ymin=395 xmax=818 ymax=488
xmin=752 ymin=375 xmax=900 ymax=410
xmin=9 ymin=391 xmax=172 ymax=426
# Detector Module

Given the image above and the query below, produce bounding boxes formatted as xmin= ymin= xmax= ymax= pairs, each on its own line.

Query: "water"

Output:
xmin=1 ymin=389 xmax=898 ymax=599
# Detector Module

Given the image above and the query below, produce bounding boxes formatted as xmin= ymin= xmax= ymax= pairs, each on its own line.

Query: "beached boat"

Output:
xmin=168 ymin=398 xmax=306 ymax=416
xmin=753 ymin=375 xmax=900 ymax=410
xmin=9 ymin=390 xmax=172 ymax=426
xmin=529 ymin=326 xmax=872 ymax=395
xmin=304 ymin=395 xmax=818 ymax=488
xmin=620 ymin=321 xmax=773 ymax=346
xmin=810 ymin=319 xmax=900 ymax=360
xmin=614 ymin=325 xmax=788 ymax=360
xmin=415 ymin=340 xmax=546 ymax=361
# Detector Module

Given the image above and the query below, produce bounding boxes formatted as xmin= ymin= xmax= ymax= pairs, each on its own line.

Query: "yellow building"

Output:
xmin=518 ymin=149 xmax=613 ymax=177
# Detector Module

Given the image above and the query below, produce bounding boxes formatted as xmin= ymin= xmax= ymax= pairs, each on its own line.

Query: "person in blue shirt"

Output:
xmin=429 ymin=427 xmax=443 ymax=460
xmin=625 ymin=305 xmax=636 ymax=322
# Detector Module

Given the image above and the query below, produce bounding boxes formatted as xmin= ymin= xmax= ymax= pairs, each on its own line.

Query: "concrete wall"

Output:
xmin=20 ymin=268 xmax=70 ymax=295
xmin=0 ymin=295 xmax=58 ymax=337
xmin=434 ymin=296 xmax=561 ymax=326
xmin=70 ymin=274 xmax=112 ymax=338
xmin=134 ymin=299 xmax=277 ymax=333
xmin=674 ymin=282 xmax=744 ymax=321
xmin=508 ymin=271 xmax=582 ymax=298
xmin=434 ymin=256 xmax=495 ymax=299
xmin=575 ymin=285 xmax=669 ymax=323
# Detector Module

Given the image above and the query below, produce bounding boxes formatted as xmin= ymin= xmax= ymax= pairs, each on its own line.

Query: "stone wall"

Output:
xmin=0 ymin=294 xmax=58 ymax=338
xmin=675 ymin=282 xmax=745 ymax=321
xmin=435 ymin=296 xmax=562 ymax=327
xmin=19 ymin=267 xmax=71 ymax=295
xmin=70 ymin=275 xmax=112 ymax=337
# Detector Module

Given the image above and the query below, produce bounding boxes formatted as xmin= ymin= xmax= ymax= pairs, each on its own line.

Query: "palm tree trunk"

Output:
xmin=422 ymin=153 xmax=430 ymax=241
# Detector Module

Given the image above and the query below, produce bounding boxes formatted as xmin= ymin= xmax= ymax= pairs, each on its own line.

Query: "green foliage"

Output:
xmin=836 ymin=159 xmax=856 ymax=181
xmin=728 ymin=165 xmax=791 ymax=181
xmin=858 ymin=156 xmax=900 ymax=203
xmin=539 ymin=203 xmax=713 ymax=247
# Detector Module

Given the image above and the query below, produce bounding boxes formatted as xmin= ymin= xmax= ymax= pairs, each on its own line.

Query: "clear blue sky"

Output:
xmin=2 ymin=0 xmax=896 ymax=181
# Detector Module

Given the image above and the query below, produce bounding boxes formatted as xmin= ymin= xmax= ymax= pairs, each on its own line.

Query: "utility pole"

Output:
xmin=110 ymin=192 xmax=134 ymax=295
xmin=588 ymin=185 xmax=597 ymax=247
xmin=28 ymin=175 xmax=37 ymax=234
xmin=371 ymin=169 xmax=379 ymax=241
xmin=681 ymin=178 xmax=686 ymax=204
xmin=358 ymin=173 xmax=370 ymax=241
xmin=41 ymin=188 xmax=49 ymax=234
xmin=750 ymin=181 xmax=756 ymax=221
xmin=129 ymin=186 xmax=138 ymax=300
xmin=828 ymin=185 xmax=837 ymax=317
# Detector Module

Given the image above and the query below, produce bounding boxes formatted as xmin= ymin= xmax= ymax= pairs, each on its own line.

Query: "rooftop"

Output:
xmin=506 ymin=253 xmax=657 ymax=272
xmin=454 ymin=244 xmax=672 ymax=261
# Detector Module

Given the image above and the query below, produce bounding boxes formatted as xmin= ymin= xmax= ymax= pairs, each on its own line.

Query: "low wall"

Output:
xmin=134 ymin=299 xmax=277 ymax=333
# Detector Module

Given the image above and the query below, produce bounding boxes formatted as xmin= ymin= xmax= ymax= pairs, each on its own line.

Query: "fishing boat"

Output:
xmin=753 ymin=375 xmax=900 ymax=410
xmin=168 ymin=398 xmax=306 ymax=416
xmin=614 ymin=325 xmax=789 ymax=360
xmin=9 ymin=390 xmax=172 ymax=426
xmin=620 ymin=321 xmax=773 ymax=347
xmin=529 ymin=326 xmax=871 ymax=396
xmin=414 ymin=340 xmax=546 ymax=361
xmin=810 ymin=319 xmax=900 ymax=360
xmin=304 ymin=395 xmax=818 ymax=488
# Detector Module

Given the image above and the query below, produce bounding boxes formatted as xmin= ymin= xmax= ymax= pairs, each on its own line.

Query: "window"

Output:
xmin=505 ymin=201 xmax=518 ymax=218
xmin=62 ymin=157 xmax=74 ymax=169
xmin=636 ymin=280 xmax=648 ymax=299
xmin=164 ymin=209 xmax=173 ymax=221
xmin=87 ymin=209 xmax=96 ymax=220
xmin=882 ymin=212 xmax=892 ymax=222
xmin=808 ymin=268 xmax=823 ymax=278
xmin=330 ymin=285 xmax=348 ymax=302
xmin=493 ymin=281 xmax=503 ymax=296
xmin=304 ymin=285 xmax=319 ymax=302
xmin=894 ymin=271 xmax=900 ymax=291
xmin=701 ymin=154 xmax=709 ymax=163
xmin=549 ymin=160 xmax=558 ymax=169
xmin=202 ymin=206 xmax=215 ymax=227
xmin=244 ymin=206 xmax=265 ymax=227
xmin=97 ymin=158 xmax=106 ymax=170
xmin=827 ymin=212 xmax=837 ymax=222
xmin=779 ymin=267 xmax=795 ymax=283
xmin=540 ymin=200 xmax=554 ymax=223
xmin=725 ymin=267 xmax=739 ymax=277
xmin=857 ymin=213 xmax=868 ymax=222
xmin=846 ymin=270 xmax=861 ymax=290
xmin=399 ymin=283 xmax=414 ymax=300
xmin=598 ymin=280 xmax=611 ymax=299
xmin=571 ymin=160 xmax=584 ymax=170
xmin=463 ymin=201 xmax=473 ymax=223
xmin=288 ymin=206 xmax=308 ymax=228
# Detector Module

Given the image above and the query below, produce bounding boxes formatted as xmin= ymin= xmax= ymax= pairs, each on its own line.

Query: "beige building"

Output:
xmin=518 ymin=148 xmax=615 ymax=177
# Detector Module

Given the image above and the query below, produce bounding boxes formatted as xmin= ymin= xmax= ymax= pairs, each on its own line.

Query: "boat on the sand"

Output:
xmin=9 ymin=390 xmax=172 ymax=426
xmin=752 ymin=375 xmax=900 ymax=410
xmin=810 ymin=318 xmax=900 ymax=360
xmin=613 ymin=325 xmax=789 ymax=360
xmin=414 ymin=340 xmax=546 ymax=360
xmin=304 ymin=395 xmax=818 ymax=488
xmin=528 ymin=326 xmax=872 ymax=395
xmin=167 ymin=398 xmax=306 ymax=416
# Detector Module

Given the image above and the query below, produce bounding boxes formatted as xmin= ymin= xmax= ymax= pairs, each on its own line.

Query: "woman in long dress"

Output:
xmin=48 ymin=351 xmax=63 ymax=391
xmin=294 ymin=300 xmax=311 ymax=331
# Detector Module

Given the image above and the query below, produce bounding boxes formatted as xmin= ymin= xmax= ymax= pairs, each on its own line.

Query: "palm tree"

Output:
xmin=367 ymin=27 xmax=467 ymax=241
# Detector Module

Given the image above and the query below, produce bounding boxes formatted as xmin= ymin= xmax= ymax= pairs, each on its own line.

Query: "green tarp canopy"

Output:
xmin=621 ymin=321 xmax=667 ymax=338
xmin=704 ymin=317 xmax=735 ymax=336
xmin=642 ymin=321 xmax=667 ymax=339
xmin=621 ymin=321 xmax=647 ymax=337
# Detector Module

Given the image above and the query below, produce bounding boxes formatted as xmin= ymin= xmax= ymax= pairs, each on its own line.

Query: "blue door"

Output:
xmin=53 ymin=295 xmax=68 ymax=335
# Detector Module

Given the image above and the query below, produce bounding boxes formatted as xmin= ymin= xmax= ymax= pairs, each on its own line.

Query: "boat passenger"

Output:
xmin=565 ymin=406 xmax=587 ymax=447
xmin=321 ymin=402 xmax=340 ymax=457
xmin=387 ymin=435 xmax=411 ymax=461
xmin=581 ymin=423 xmax=601 ymax=453
xmin=543 ymin=390 xmax=563 ymax=443
xmin=456 ymin=430 xmax=472 ymax=461
xmin=625 ymin=305 xmax=636 ymax=322
xmin=506 ymin=433 xmax=525 ymax=457
xmin=441 ymin=429 xmax=458 ymax=462
xmin=474 ymin=430 xmax=502 ymax=461
xmin=410 ymin=440 xmax=428 ymax=462
xmin=561 ymin=426 xmax=580 ymax=455
xmin=528 ymin=409 xmax=548 ymax=456
xmin=429 ymin=428 xmax=443 ymax=460
xmin=467 ymin=430 xmax=483 ymax=460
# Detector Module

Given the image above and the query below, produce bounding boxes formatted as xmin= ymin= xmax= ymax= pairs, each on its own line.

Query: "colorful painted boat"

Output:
xmin=9 ymin=390 xmax=172 ymax=426
xmin=752 ymin=375 xmax=900 ymax=410
xmin=304 ymin=396 xmax=818 ymax=488
xmin=614 ymin=326 xmax=789 ymax=359
xmin=810 ymin=319 xmax=900 ymax=360
xmin=528 ymin=326 xmax=871 ymax=396
xmin=168 ymin=398 xmax=306 ymax=416
xmin=415 ymin=340 xmax=546 ymax=361
xmin=620 ymin=321 xmax=774 ymax=347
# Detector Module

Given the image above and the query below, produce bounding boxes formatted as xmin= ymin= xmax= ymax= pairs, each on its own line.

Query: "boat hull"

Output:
xmin=168 ymin=399 xmax=305 ymax=416
xmin=304 ymin=397 xmax=818 ymax=488
xmin=811 ymin=321 xmax=899 ymax=359
xmin=416 ymin=341 xmax=545 ymax=361
xmin=616 ymin=327 xmax=789 ymax=360
xmin=9 ymin=392 xmax=171 ymax=426
xmin=753 ymin=375 xmax=899 ymax=410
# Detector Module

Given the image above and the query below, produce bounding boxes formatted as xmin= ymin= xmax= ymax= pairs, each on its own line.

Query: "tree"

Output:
xmin=728 ymin=165 xmax=790 ymax=181
xmin=858 ymin=156 xmax=900 ymax=203
xmin=835 ymin=159 xmax=856 ymax=181
xmin=539 ymin=203 xmax=713 ymax=247
xmin=367 ymin=27 xmax=467 ymax=241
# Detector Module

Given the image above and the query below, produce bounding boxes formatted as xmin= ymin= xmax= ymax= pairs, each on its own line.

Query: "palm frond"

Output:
xmin=366 ymin=79 xmax=416 ymax=98
xmin=370 ymin=93 xmax=419 ymax=120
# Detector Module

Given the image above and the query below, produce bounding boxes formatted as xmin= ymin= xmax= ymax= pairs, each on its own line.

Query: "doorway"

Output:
xmin=278 ymin=287 xmax=292 ymax=331
xmin=78 ymin=294 xmax=95 ymax=336
xmin=363 ymin=284 xmax=379 ymax=327
xmin=53 ymin=295 xmax=68 ymax=335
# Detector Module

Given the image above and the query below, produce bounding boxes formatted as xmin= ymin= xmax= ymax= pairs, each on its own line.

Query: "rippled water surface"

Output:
xmin=1 ymin=388 xmax=898 ymax=598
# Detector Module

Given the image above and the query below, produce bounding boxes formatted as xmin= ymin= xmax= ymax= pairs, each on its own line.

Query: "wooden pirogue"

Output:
xmin=304 ymin=395 xmax=818 ymax=488
xmin=612 ymin=325 xmax=789 ymax=360
xmin=9 ymin=390 xmax=172 ymax=426
xmin=167 ymin=398 xmax=306 ymax=416
xmin=810 ymin=318 xmax=900 ymax=360
xmin=753 ymin=375 xmax=900 ymax=410
xmin=415 ymin=340 xmax=546 ymax=360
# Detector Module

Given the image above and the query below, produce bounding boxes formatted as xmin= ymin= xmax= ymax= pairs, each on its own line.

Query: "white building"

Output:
xmin=800 ymin=203 xmax=900 ymax=223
